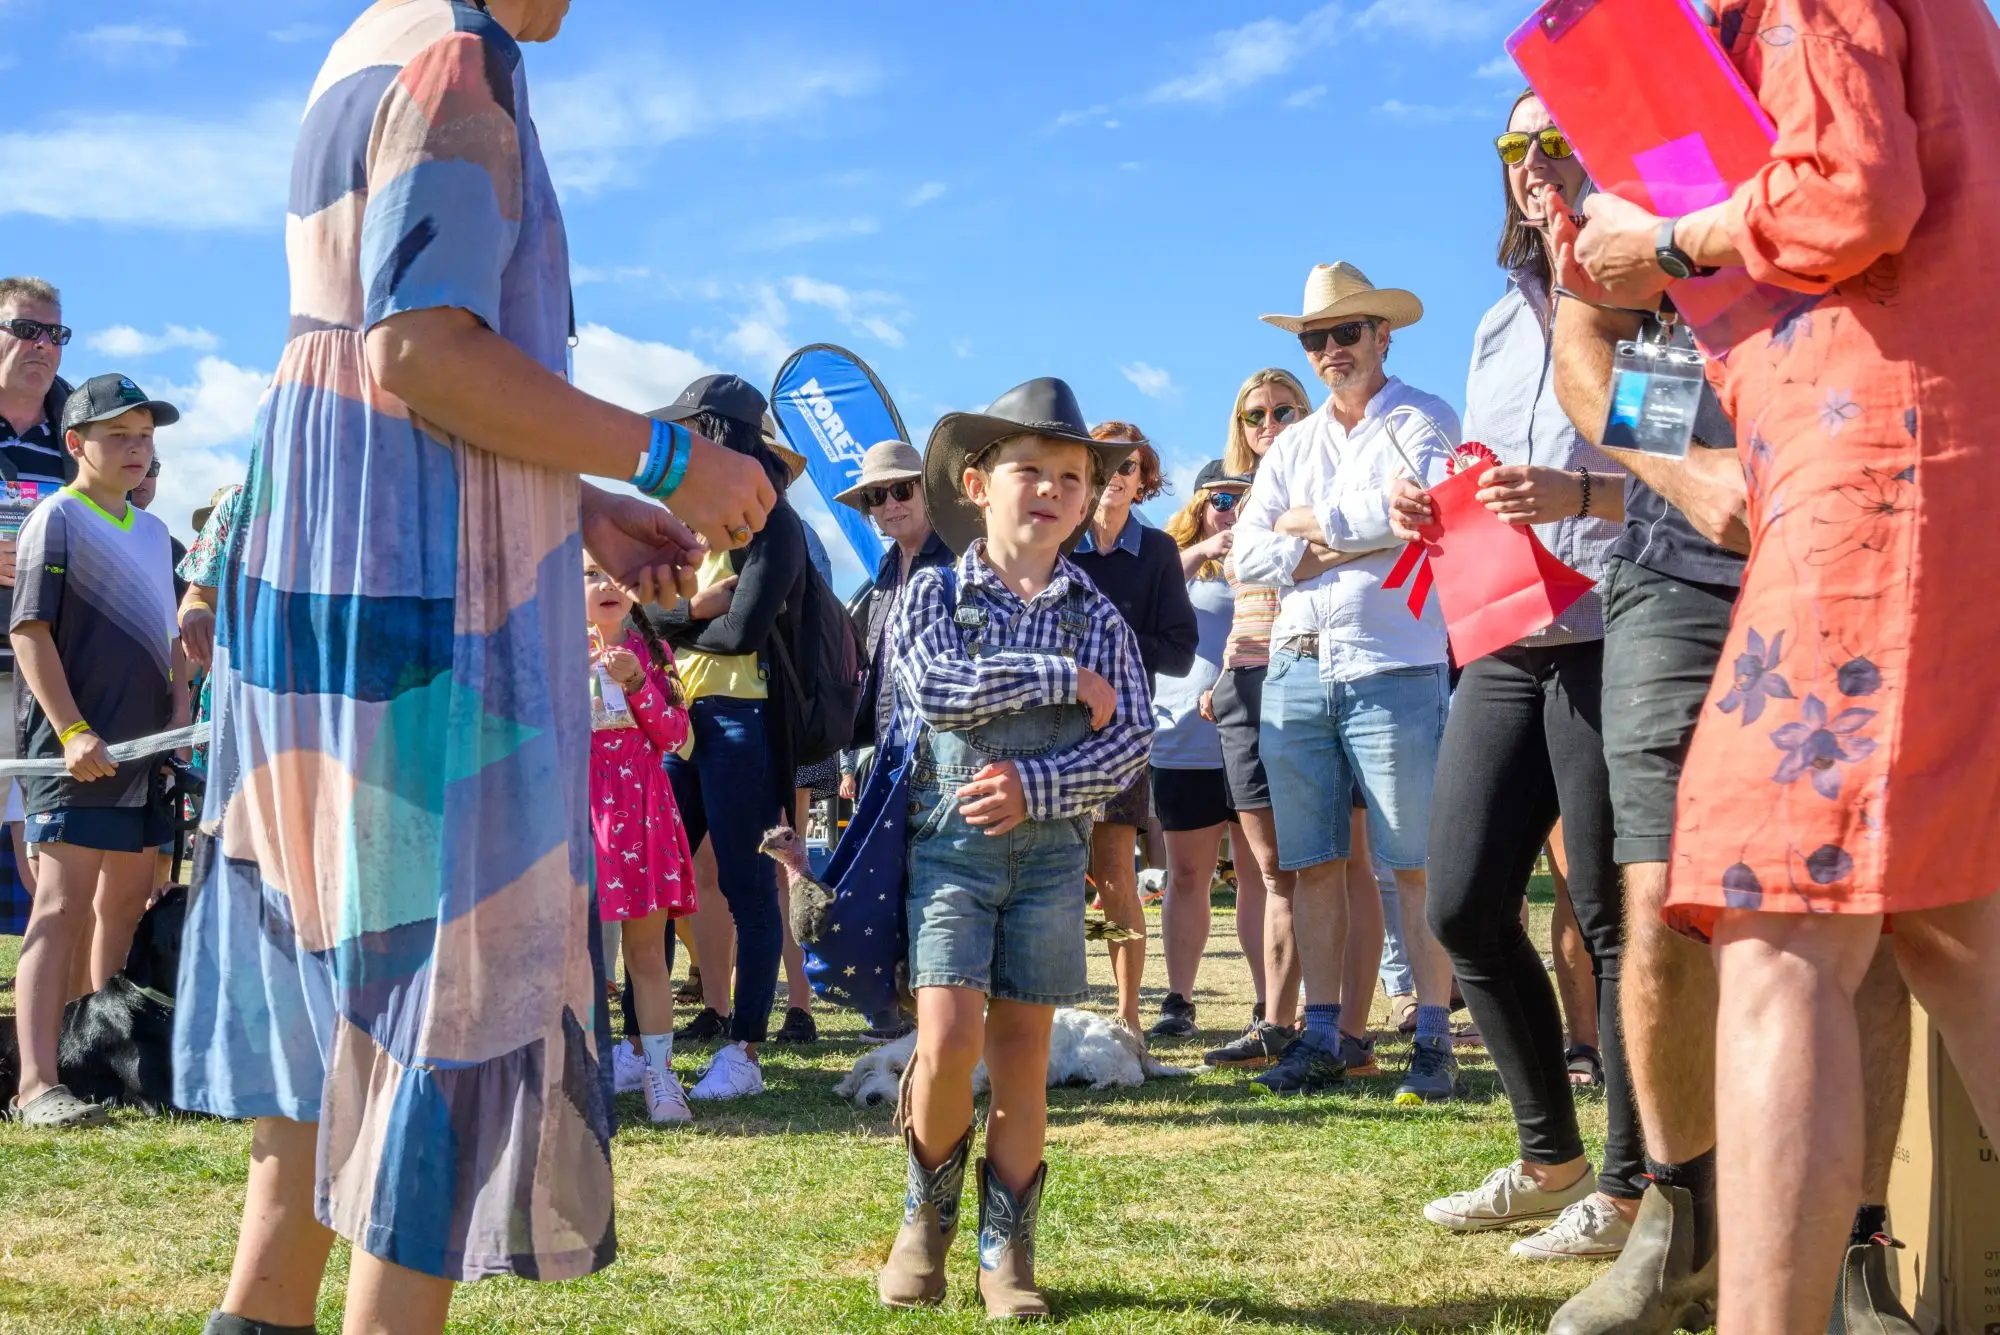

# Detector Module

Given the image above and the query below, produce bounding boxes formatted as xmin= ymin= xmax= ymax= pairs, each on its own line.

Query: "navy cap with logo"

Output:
xmin=61 ymin=374 xmax=181 ymax=434
xmin=1193 ymin=459 xmax=1253 ymax=492
xmin=647 ymin=373 xmax=769 ymax=431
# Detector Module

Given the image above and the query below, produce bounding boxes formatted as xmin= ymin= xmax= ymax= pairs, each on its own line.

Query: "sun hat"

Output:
xmin=1260 ymin=261 xmax=1424 ymax=334
xmin=833 ymin=439 xmax=924 ymax=511
xmin=760 ymin=413 xmax=809 ymax=484
xmin=1193 ymin=460 xmax=1253 ymax=493
xmin=61 ymin=373 xmax=180 ymax=433
xmin=191 ymin=482 xmax=238 ymax=535
xmin=921 ymin=377 xmax=1134 ymax=555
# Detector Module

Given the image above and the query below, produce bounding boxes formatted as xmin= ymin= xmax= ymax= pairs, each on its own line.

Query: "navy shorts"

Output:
xmin=26 ymin=804 xmax=175 ymax=853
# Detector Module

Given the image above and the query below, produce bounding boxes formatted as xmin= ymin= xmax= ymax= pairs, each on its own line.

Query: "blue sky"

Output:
xmin=1 ymin=1 xmax=1676 ymax=586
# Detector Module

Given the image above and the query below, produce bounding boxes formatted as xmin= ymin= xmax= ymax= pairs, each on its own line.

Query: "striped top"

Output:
xmin=1221 ymin=554 xmax=1280 ymax=670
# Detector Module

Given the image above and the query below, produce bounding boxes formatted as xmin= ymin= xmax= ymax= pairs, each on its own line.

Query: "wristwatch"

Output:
xmin=1655 ymin=218 xmax=1713 ymax=281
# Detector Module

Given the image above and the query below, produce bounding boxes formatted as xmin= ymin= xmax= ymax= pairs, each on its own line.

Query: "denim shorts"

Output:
xmin=26 ymin=803 xmax=175 ymax=853
xmin=1258 ymin=650 xmax=1448 ymax=873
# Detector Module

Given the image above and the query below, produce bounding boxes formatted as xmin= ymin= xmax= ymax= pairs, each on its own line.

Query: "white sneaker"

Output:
xmin=642 ymin=1065 xmax=694 ymax=1124
xmin=1510 ymin=1193 xmax=1633 ymax=1260
xmin=687 ymin=1042 xmax=765 ymax=1101
xmin=1423 ymin=1160 xmax=1596 ymax=1232
xmin=612 ymin=1042 xmax=646 ymax=1095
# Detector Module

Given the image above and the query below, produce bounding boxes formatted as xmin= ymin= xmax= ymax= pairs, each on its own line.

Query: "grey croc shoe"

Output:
xmin=11 ymin=1084 xmax=109 ymax=1128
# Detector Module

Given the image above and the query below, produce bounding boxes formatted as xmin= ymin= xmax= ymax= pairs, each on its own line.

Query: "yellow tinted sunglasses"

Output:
xmin=1495 ymin=128 xmax=1574 ymax=166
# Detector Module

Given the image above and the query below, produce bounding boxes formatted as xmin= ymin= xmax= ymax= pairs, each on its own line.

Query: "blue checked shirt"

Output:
xmin=888 ymin=542 xmax=1153 ymax=821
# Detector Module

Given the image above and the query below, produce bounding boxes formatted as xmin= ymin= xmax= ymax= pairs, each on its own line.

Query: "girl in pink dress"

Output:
xmin=586 ymin=562 xmax=697 ymax=1124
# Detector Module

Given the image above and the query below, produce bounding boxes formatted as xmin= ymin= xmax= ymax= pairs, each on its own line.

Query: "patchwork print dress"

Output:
xmin=1665 ymin=0 xmax=2000 ymax=936
xmin=171 ymin=0 xmax=615 ymax=1281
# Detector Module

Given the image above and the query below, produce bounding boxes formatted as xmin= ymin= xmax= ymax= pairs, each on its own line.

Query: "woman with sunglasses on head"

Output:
xmin=1069 ymin=422 xmax=1197 ymax=1035
xmin=1403 ymin=90 xmax=1641 ymax=1264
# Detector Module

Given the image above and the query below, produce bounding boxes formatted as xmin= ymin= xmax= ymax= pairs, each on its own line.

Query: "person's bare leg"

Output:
xmin=777 ymin=791 xmax=816 ymax=1010
xmin=1089 ymin=823 xmax=1145 ymax=1030
xmin=1890 ymin=891 xmax=2000 ymax=1144
xmin=87 ymin=849 xmax=157 ymax=989
xmin=1391 ymin=866 xmax=1452 ymax=1010
xmin=622 ymin=910 xmax=676 ymax=1037
xmin=340 ymin=1250 xmax=454 ymax=1335
xmin=1160 ymin=825 xmax=1223 ymax=1001
xmin=12 ymin=841 xmax=105 ymax=1105
xmin=1621 ymin=862 xmax=1718 ymax=1163
xmin=982 ymin=999 xmax=1057 ymax=1193
xmin=218 ymin=1116 xmax=338 ymax=1326
xmin=687 ymin=839 xmax=734 ymax=1019
xmin=9 ymin=821 xmax=36 ymax=900
xmin=1712 ymin=909 xmax=1881 ymax=1335
xmin=1233 ymin=808 xmax=1297 ymax=1027
xmin=1856 ymin=939 xmax=1910 ymax=1208
xmin=909 ymin=986 xmax=987 ymax=1166
xmin=1546 ymin=835 xmax=1600 ymax=1054
xmin=1227 ymin=825 xmax=1269 ymax=1014
xmin=1291 ymin=859 xmax=1350 ymax=1022
xmin=1340 ymin=813 xmax=1384 ymax=1036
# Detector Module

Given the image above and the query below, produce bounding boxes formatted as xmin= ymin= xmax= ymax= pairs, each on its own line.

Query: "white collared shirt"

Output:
xmin=1233 ymin=376 xmax=1460 ymax=682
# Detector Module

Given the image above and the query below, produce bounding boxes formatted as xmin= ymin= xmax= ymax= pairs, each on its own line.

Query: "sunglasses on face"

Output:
xmin=860 ymin=479 xmax=919 ymax=509
xmin=1239 ymin=403 xmax=1301 ymax=429
xmin=1112 ymin=457 xmax=1141 ymax=477
xmin=145 ymin=458 xmax=160 ymax=478
xmin=1297 ymin=320 xmax=1376 ymax=355
xmin=4 ymin=318 xmax=72 ymax=347
xmin=1494 ymin=128 xmax=1574 ymax=166
xmin=1206 ymin=491 xmax=1241 ymax=513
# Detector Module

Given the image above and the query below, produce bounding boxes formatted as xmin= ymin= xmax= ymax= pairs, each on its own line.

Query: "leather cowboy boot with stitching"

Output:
xmin=1826 ymin=1234 xmax=1921 ymax=1335
xmin=876 ymin=1126 xmax=971 ymax=1308
xmin=976 ymin=1158 xmax=1050 ymax=1321
xmin=1549 ymin=1183 xmax=1717 ymax=1335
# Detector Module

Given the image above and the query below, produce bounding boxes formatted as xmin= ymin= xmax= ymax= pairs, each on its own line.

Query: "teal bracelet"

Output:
xmin=654 ymin=422 xmax=692 ymax=500
xmin=632 ymin=420 xmax=672 ymax=494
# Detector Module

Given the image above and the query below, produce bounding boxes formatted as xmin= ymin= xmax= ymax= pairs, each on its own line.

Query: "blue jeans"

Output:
xmin=665 ymin=696 xmax=784 ymax=1044
xmin=1259 ymin=650 xmax=1448 ymax=873
xmin=1376 ymin=860 xmax=1416 ymax=996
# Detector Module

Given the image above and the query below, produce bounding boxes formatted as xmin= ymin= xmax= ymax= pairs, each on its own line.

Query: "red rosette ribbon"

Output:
xmin=1383 ymin=442 xmax=1498 ymax=619
xmin=1447 ymin=441 xmax=1501 ymax=476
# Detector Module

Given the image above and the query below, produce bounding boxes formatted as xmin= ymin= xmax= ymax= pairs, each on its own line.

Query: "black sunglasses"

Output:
xmin=859 ymin=479 xmax=919 ymax=509
xmin=1206 ymin=491 xmax=1241 ymax=513
xmin=1113 ymin=457 xmax=1141 ymax=477
xmin=1239 ymin=403 xmax=1301 ymax=429
xmin=145 ymin=458 xmax=160 ymax=479
xmin=4 ymin=318 xmax=72 ymax=348
xmin=1297 ymin=320 xmax=1377 ymax=354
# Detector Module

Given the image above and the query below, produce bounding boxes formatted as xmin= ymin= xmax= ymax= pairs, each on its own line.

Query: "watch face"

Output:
xmin=1658 ymin=250 xmax=1694 ymax=281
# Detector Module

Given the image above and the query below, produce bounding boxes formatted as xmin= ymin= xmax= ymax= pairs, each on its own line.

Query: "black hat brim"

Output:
xmin=69 ymin=399 xmax=180 ymax=431
xmin=921 ymin=413 xmax=1134 ymax=556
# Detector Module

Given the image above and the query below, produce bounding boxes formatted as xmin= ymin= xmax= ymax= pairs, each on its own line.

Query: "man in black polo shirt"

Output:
xmin=1546 ymin=301 xmax=1916 ymax=1332
xmin=0 ymin=276 xmax=75 ymax=897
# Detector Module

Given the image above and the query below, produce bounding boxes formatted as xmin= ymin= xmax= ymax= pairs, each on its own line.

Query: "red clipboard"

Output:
xmin=1508 ymin=0 xmax=1800 ymax=353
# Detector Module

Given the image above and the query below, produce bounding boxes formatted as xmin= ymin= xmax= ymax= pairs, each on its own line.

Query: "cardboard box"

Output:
xmin=1887 ymin=1003 xmax=2000 ymax=1333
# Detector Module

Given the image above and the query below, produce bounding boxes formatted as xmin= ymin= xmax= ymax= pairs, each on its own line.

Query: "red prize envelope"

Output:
xmin=1384 ymin=465 xmax=1596 ymax=666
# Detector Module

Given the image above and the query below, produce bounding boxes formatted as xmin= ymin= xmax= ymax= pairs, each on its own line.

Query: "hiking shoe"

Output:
xmin=1512 ymin=1194 xmax=1633 ymax=1260
xmin=1425 ymin=1160 xmax=1595 ymax=1232
xmin=642 ymin=1065 xmax=694 ymax=1125
xmin=674 ymin=968 xmax=704 ymax=1005
xmin=612 ymin=1041 xmax=647 ymax=1095
xmin=1205 ymin=1022 xmax=1294 ymax=1069
xmin=1338 ymin=1031 xmax=1381 ymax=1078
xmin=1148 ymin=992 xmax=1198 ymax=1040
xmin=1247 ymin=1001 xmax=1265 ymax=1030
xmin=675 ymin=1006 xmax=727 ymax=1044
xmin=688 ymin=1042 xmax=765 ymax=1101
xmin=1388 ymin=992 xmax=1419 ymax=1034
xmin=1395 ymin=1034 xmax=1459 ymax=1105
xmin=772 ymin=1006 xmax=818 ymax=1044
xmin=861 ymin=1018 xmax=916 ymax=1045
xmin=7 ymin=1084 xmax=108 ymax=1128
xmin=1251 ymin=1036 xmax=1346 ymax=1095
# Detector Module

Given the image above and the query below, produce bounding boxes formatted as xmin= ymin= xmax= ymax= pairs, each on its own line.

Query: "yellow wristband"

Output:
xmin=58 ymin=720 xmax=92 ymax=745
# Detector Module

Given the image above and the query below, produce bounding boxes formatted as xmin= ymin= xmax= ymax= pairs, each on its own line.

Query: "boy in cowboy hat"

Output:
xmin=875 ymin=377 xmax=1151 ymax=1319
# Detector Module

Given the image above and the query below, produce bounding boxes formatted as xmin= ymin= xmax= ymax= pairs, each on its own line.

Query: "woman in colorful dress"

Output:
xmin=1562 ymin=0 xmax=2000 ymax=1327
xmin=170 ymin=3 xmax=774 ymax=1332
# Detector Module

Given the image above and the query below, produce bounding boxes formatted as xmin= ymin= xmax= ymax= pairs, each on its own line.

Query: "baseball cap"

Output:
xmin=61 ymin=373 xmax=181 ymax=433
xmin=1194 ymin=459 xmax=1252 ymax=492
xmin=648 ymin=373 xmax=769 ymax=431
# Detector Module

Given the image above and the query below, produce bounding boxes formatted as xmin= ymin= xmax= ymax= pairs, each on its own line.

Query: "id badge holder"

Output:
xmin=1602 ymin=332 xmax=1705 ymax=458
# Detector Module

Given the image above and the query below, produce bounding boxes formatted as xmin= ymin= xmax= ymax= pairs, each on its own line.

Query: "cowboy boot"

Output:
xmin=977 ymin=1158 xmax=1050 ymax=1321
xmin=1549 ymin=1184 xmax=1717 ymax=1335
xmin=1827 ymin=1234 xmax=1921 ymax=1334
xmin=877 ymin=1126 xmax=971 ymax=1308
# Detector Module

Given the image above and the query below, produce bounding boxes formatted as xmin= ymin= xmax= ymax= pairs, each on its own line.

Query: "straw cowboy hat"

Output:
xmin=833 ymin=439 xmax=924 ymax=510
xmin=1260 ymin=261 xmax=1424 ymax=334
xmin=922 ymin=376 xmax=1134 ymax=555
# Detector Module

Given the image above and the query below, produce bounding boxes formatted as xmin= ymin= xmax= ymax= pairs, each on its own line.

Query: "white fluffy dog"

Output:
xmin=835 ymin=1007 xmax=1194 ymax=1109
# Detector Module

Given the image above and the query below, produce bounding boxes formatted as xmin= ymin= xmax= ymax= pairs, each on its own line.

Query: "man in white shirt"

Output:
xmin=1233 ymin=262 xmax=1463 ymax=1103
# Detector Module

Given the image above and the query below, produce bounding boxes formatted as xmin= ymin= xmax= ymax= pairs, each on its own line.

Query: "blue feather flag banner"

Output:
xmin=771 ymin=344 xmax=903 ymax=571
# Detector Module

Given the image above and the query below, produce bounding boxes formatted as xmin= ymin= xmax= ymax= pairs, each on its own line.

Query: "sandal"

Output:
xmin=9 ymin=1084 xmax=110 ymax=1128
xmin=1566 ymin=1044 xmax=1604 ymax=1087
xmin=673 ymin=967 xmax=704 ymax=1006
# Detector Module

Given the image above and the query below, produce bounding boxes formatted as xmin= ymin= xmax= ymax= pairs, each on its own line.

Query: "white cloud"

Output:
xmin=1357 ymin=0 xmax=1516 ymax=41
xmin=745 ymin=216 xmax=880 ymax=250
xmin=87 ymin=324 xmax=221 ymax=358
xmin=1477 ymin=55 xmax=1519 ymax=79
xmin=1121 ymin=362 xmax=1177 ymax=400
xmin=1147 ymin=5 xmax=1341 ymax=105
xmin=1049 ymin=104 xmax=1116 ymax=131
xmin=571 ymin=323 xmax=716 ymax=415
xmin=0 ymin=102 xmax=295 ymax=228
xmin=156 ymin=357 xmax=270 ymax=451
xmin=785 ymin=276 xmax=908 ymax=348
xmin=951 ymin=338 xmax=973 ymax=360
xmin=151 ymin=443 xmax=251 ymax=544
xmin=267 ymin=22 xmax=327 ymax=43
xmin=78 ymin=24 xmax=191 ymax=65
xmin=906 ymin=181 xmax=947 ymax=208
xmin=571 ymin=265 xmax=655 ymax=287
xmin=536 ymin=50 xmax=878 ymax=195
xmin=1374 ymin=99 xmax=1487 ymax=123
xmin=1286 ymin=84 xmax=1328 ymax=109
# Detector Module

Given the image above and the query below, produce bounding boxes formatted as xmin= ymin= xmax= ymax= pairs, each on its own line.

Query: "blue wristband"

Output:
xmin=656 ymin=422 xmax=693 ymax=500
xmin=632 ymin=420 xmax=671 ymax=494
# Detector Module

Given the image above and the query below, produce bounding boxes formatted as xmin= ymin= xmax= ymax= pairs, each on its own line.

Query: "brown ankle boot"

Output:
xmin=877 ymin=1126 xmax=970 ymax=1308
xmin=976 ymin=1158 xmax=1049 ymax=1321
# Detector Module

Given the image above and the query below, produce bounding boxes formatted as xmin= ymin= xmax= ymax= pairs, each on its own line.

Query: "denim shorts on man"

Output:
xmin=906 ymin=702 xmax=1093 ymax=1005
xmin=1258 ymin=649 xmax=1448 ymax=872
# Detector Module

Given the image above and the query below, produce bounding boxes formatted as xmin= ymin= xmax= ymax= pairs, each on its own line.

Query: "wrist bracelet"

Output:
xmin=58 ymin=719 xmax=92 ymax=745
xmin=631 ymin=420 xmax=672 ymax=495
xmin=655 ymin=421 xmax=692 ymax=500
xmin=1576 ymin=468 xmax=1592 ymax=518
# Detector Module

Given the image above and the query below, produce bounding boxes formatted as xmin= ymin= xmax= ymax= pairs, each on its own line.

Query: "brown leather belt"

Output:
xmin=1278 ymin=632 xmax=1320 ymax=658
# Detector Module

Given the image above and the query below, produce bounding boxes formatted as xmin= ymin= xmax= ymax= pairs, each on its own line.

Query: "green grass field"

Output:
xmin=0 ymin=884 xmax=1622 ymax=1334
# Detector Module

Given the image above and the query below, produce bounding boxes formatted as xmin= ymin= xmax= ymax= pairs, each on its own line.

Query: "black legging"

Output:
xmin=1426 ymin=640 xmax=1645 ymax=1200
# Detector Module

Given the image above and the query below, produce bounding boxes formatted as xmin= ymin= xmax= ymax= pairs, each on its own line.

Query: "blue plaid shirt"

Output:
xmin=888 ymin=542 xmax=1152 ymax=821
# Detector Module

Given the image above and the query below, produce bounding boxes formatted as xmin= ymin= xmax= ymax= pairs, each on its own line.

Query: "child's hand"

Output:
xmin=597 ymin=646 xmax=646 ymax=691
xmin=1075 ymin=668 xmax=1117 ymax=730
xmin=957 ymin=762 xmax=1027 ymax=837
xmin=64 ymin=729 xmax=116 ymax=783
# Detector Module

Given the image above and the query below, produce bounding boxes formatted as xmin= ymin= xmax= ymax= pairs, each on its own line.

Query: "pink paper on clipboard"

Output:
xmin=1507 ymin=0 xmax=1805 ymax=354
